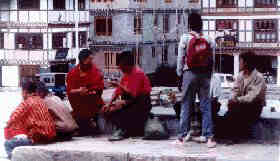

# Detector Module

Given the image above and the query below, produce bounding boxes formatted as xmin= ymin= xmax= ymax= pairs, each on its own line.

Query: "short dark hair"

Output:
xmin=240 ymin=51 xmax=257 ymax=72
xmin=22 ymin=81 xmax=37 ymax=94
xmin=116 ymin=50 xmax=135 ymax=66
xmin=36 ymin=82 xmax=49 ymax=98
xmin=78 ymin=49 xmax=93 ymax=64
xmin=188 ymin=12 xmax=203 ymax=33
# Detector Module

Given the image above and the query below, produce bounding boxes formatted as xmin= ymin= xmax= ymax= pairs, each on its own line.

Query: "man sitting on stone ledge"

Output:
xmin=102 ymin=50 xmax=152 ymax=141
xmin=36 ymin=82 xmax=79 ymax=141
xmin=217 ymin=51 xmax=267 ymax=145
xmin=66 ymin=49 xmax=104 ymax=136
xmin=4 ymin=81 xmax=56 ymax=159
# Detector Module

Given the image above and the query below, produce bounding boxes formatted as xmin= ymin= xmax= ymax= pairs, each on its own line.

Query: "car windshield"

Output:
xmin=219 ymin=76 xmax=225 ymax=82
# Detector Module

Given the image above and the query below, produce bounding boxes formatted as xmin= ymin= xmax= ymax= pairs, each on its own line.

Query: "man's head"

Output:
xmin=116 ymin=50 xmax=135 ymax=73
xmin=188 ymin=12 xmax=203 ymax=33
xmin=239 ymin=51 xmax=257 ymax=72
xmin=70 ymin=58 xmax=76 ymax=65
xmin=22 ymin=81 xmax=37 ymax=100
xmin=78 ymin=49 xmax=94 ymax=71
xmin=36 ymin=82 xmax=49 ymax=99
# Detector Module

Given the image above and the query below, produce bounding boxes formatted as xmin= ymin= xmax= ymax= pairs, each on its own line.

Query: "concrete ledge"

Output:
xmin=12 ymin=137 xmax=216 ymax=161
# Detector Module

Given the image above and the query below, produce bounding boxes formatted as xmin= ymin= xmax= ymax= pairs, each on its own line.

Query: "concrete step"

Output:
xmin=12 ymin=138 xmax=216 ymax=161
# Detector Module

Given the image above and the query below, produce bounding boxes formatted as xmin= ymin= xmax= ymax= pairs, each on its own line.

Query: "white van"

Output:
xmin=214 ymin=73 xmax=235 ymax=89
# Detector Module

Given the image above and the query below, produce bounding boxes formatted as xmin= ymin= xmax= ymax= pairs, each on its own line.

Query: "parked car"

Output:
xmin=214 ymin=73 xmax=235 ymax=89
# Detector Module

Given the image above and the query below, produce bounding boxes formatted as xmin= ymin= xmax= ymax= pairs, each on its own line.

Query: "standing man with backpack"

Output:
xmin=175 ymin=12 xmax=216 ymax=148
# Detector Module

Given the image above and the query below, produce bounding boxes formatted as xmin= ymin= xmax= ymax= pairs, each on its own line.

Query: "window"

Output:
xmin=15 ymin=33 xmax=43 ymax=50
xmin=105 ymin=52 xmax=116 ymax=69
xmin=79 ymin=31 xmax=87 ymax=48
xmin=134 ymin=15 xmax=142 ymax=35
xmin=52 ymin=33 xmax=67 ymax=49
xmin=162 ymin=46 xmax=168 ymax=64
xmin=255 ymin=0 xmax=277 ymax=8
xmin=53 ymin=0 xmax=65 ymax=10
xmin=134 ymin=0 xmax=147 ymax=2
xmin=95 ymin=17 xmax=112 ymax=36
xmin=92 ymin=0 xmax=114 ymax=2
xmin=254 ymin=19 xmax=278 ymax=43
xmin=132 ymin=47 xmax=142 ymax=65
xmin=175 ymin=44 xmax=178 ymax=56
xmin=165 ymin=0 xmax=172 ymax=3
xmin=0 ymin=33 xmax=4 ymax=49
xmin=72 ymin=32 xmax=76 ymax=48
xmin=163 ymin=15 xmax=169 ymax=33
xmin=152 ymin=47 xmax=156 ymax=58
xmin=78 ymin=0 xmax=86 ymax=10
xmin=178 ymin=14 xmax=181 ymax=24
xmin=154 ymin=14 xmax=158 ymax=27
xmin=18 ymin=0 xmax=40 ymax=9
xmin=217 ymin=0 xmax=238 ymax=8
xmin=216 ymin=20 xmax=238 ymax=47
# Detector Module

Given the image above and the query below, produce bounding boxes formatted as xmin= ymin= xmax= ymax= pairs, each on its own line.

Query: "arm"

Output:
xmin=6 ymin=102 xmax=28 ymax=128
xmin=236 ymin=78 xmax=266 ymax=104
xmin=177 ymin=35 xmax=188 ymax=77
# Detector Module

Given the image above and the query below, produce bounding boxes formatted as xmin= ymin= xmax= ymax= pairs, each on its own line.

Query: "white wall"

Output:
xmin=2 ymin=66 xmax=19 ymax=87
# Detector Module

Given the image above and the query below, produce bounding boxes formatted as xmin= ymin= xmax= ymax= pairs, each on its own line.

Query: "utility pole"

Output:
xmin=75 ymin=0 xmax=79 ymax=60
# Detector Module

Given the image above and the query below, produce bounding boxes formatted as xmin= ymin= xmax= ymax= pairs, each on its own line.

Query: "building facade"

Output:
xmin=0 ymin=0 xmax=90 ymax=86
xmin=201 ymin=0 xmax=280 ymax=84
xmin=89 ymin=0 xmax=200 ymax=76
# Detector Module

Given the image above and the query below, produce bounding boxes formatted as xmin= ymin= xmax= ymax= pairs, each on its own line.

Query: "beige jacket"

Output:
xmin=44 ymin=95 xmax=78 ymax=133
xmin=232 ymin=69 xmax=267 ymax=106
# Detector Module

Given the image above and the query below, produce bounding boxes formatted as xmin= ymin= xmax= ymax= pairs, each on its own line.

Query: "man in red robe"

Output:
xmin=102 ymin=50 xmax=152 ymax=141
xmin=66 ymin=49 xmax=104 ymax=136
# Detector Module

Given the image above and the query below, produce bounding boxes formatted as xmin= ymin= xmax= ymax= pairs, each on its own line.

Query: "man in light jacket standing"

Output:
xmin=175 ymin=12 xmax=216 ymax=148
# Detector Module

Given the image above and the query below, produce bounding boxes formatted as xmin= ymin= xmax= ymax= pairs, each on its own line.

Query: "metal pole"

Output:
xmin=75 ymin=0 xmax=79 ymax=60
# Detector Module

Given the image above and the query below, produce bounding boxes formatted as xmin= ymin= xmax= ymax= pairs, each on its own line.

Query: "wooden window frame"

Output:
xmin=216 ymin=0 xmax=238 ymax=8
xmin=95 ymin=16 xmax=112 ymax=36
xmin=52 ymin=32 xmax=67 ymax=49
xmin=15 ymin=33 xmax=43 ymax=50
xmin=53 ymin=0 xmax=66 ymax=10
xmin=254 ymin=19 xmax=278 ymax=43
xmin=254 ymin=0 xmax=277 ymax=8
xmin=78 ymin=0 xmax=86 ymax=10
xmin=0 ymin=33 xmax=4 ymax=49
xmin=162 ymin=45 xmax=168 ymax=64
xmin=134 ymin=15 xmax=143 ymax=35
xmin=18 ymin=0 xmax=40 ymax=10
xmin=163 ymin=15 xmax=169 ymax=34
xmin=78 ymin=31 xmax=88 ymax=48
xmin=165 ymin=0 xmax=172 ymax=3
xmin=72 ymin=32 xmax=76 ymax=48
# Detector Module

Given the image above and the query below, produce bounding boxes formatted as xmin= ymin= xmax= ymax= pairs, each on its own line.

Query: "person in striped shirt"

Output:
xmin=4 ymin=81 xmax=56 ymax=159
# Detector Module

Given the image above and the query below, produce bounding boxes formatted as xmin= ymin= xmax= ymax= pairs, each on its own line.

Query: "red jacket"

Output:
xmin=5 ymin=96 xmax=56 ymax=143
xmin=115 ymin=66 xmax=151 ymax=98
xmin=66 ymin=64 xmax=104 ymax=119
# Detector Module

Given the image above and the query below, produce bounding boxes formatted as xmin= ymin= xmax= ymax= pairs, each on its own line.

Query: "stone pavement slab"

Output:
xmin=11 ymin=137 xmax=279 ymax=161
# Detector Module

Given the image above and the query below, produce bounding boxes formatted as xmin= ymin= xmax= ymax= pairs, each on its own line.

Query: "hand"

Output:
xmin=109 ymin=81 xmax=120 ymax=87
xmin=101 ymin=103 xmax=111 ymax=113
xmin=87 ymin=90 xmax=97 ymax=95
xmin=79 ymin=87 xmax=89 ymax=96
xmin=114 ymin=100 xmax=126 ymax=110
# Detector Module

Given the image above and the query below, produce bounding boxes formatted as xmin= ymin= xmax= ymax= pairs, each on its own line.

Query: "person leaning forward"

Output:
xmin=101 ymin=50 xmax=152 ymax=141
xmin=66 ymin=49 xmax=104 ymax=136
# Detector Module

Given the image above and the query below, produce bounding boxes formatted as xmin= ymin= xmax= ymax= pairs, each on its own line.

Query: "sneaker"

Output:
xmin=183 ymin=132 xmax=192 ymax=143
xmin=207 ymin=138 xmax=217 ymax=148
xmin=108 ymin=129 xmax=128 ymax=141
xmin=192 ymin=136 xmax=207 ymax=143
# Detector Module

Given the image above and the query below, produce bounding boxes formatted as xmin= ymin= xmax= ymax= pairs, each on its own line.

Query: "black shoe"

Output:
xmin=108 ymin=129 xmax=128 ymax=141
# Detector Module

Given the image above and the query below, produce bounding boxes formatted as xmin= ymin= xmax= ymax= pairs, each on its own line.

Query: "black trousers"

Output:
xmin=217 ymin=101 xmax=263 ymax=140
xmin=106 ymin=95 xmax=152 ymax=136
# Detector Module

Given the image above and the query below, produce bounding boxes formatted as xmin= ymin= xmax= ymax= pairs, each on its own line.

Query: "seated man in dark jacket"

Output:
xmin=102 ymin=50 xmax=152 ymax=141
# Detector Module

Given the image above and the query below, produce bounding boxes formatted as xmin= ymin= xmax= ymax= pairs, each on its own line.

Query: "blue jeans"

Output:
xmin=178 ymin=70 xmax=213 ymax=139
xmin=4 ymin=137 xmax=32 ymax=159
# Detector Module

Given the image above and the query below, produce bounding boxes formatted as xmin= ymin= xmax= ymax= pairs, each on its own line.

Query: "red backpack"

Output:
xmin=186 ymin=33 xmax=212 ymax=69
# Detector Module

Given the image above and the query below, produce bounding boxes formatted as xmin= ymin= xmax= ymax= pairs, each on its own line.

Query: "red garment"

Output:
xmin=66 ymin=64 xmax=104 ymax=119
xmin=115 ymin=66 xmax=151 ymax=98
xmin=5 ymin=96 xmax=56 ymax=143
